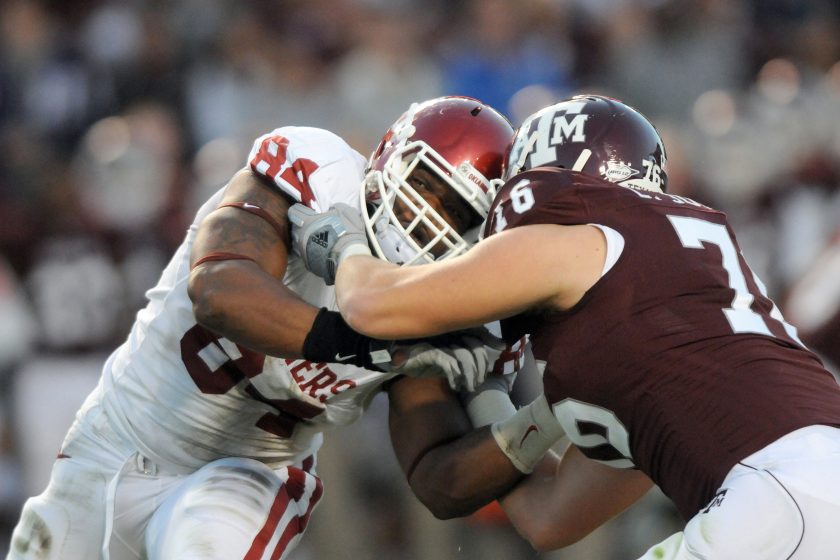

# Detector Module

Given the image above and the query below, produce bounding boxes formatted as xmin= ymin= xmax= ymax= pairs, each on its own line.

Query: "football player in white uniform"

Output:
xmin=6 ymin=97 xmax=523 ymax=560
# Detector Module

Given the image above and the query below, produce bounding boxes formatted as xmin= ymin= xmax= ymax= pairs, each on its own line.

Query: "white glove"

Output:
xmin=383 ymin=327 xmax=505 ymax=392
xmin=461 ymin=342 xmax=535 ymax=428
xmin=288 ymin=203 xmax=371 ymax=285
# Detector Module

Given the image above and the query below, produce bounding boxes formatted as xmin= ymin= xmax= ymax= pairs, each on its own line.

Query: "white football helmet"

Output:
xmin=362 ymin=96 xmax=513 ymax=265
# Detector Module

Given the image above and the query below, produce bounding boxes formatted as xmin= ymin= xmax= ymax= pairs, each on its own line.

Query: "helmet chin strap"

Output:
xmin=373 ymin=218 xmax=420 ymax=265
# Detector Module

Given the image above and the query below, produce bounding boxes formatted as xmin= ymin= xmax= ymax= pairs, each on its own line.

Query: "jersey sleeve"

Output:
xmin=483 ymin=168 xmax=600 ymax=238
xmin=247 ymin=126 xmax=367 ymax=212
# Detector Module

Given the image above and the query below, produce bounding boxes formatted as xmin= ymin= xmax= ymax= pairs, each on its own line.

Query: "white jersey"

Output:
xmin=92 ymin=126 xmax=393 ymax=474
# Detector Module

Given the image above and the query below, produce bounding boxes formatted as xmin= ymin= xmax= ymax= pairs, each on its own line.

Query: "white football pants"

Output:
xmin=7 ymin=404 xmax=322 ymax=560
xmin=639 ymin=425 xmax=840 ymax=560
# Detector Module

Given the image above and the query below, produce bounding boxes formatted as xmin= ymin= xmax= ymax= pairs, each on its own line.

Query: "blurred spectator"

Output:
xmin=26 ymin=237 xmax=126 ymax=351
xmin=0 ymin=1 xmax=100 ymax=149
xmin=749 ymin=0 xmax=840 ymax=75
xmin=332 ymin=2 xmax=444 ymax=148
xmin=0 ymin=259 xmax=36 ymax=372
xmin=184 ymin=8 xmax=343 ymax=149
xmin=0 ymin=259 xmax=35 ymax=557
xmin=784 ymin=233 xmax=840 ymax=373
xmin=439 ymin=0 xmax=574 ymax=122
xmin=594 ymin=0 xmax=752 ymax=120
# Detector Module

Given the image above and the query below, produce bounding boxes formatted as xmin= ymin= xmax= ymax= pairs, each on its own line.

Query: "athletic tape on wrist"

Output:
xmin=302 ymin=308 xmax=381 ymax=369
xmin=491 ymin=394 xmax=565 ymax=474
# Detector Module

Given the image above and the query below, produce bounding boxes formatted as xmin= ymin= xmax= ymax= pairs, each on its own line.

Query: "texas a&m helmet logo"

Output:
xmin=504 ymin=95 xmax=667 ymax=193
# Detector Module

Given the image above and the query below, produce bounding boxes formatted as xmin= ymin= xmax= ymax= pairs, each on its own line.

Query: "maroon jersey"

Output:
xmin=485 ymin=168 xmax=840 ymax=519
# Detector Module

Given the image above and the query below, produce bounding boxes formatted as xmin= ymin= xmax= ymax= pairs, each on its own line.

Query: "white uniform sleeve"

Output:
xmin=247 ymin=126 xmax=367 ymax=212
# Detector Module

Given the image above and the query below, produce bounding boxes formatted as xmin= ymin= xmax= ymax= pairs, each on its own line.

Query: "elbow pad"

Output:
xmin=491 ymin=394 xmax=565 ymax=474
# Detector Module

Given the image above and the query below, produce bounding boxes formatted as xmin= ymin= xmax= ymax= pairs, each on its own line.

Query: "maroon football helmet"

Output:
xmin=504 ymin=95 xmax=668 ymax=193
xmin=363 ymin=96 xmax=513 ymax=265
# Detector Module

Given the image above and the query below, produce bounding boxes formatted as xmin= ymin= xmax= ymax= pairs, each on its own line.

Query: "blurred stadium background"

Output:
xmin=1 ymin=0 xmax=839 ymax=558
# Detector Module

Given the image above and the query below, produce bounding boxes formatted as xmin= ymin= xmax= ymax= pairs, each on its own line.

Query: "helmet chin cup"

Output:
xmin=372 ymin=219 xmax=420 ymax=265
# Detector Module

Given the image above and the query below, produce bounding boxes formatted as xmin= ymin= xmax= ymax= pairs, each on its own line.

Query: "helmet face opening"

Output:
xmin=364 ymin=165 xmax=476 ymax=266
xmin=504 ymin=95 xmax=668 ymax=193
xmin=362 ymin=96 xmax=513 ymax=265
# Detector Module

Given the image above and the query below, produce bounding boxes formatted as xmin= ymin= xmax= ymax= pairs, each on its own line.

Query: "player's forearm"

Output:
xmin=334 ymin=255 xmax=421 ymax=338
xmin=189 ymin=260 xmax=318 ymax=357
xmin=336 ymin=232 xmax=552 ymax=339
xmin=336 ymin=254 xmax=487 ymax=339
xmin=497 ymin=449 xmax=609 ymax=551
xmin=497 ymin=452 xmax=578 ymax=551
xmin=407 ymin=426 xmax=525 ymax=519
xmin=500 ymin=445 xmax=655 ymax=551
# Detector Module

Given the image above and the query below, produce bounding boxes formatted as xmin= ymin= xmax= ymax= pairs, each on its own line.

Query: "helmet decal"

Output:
xmin=604 ymin=161 xmax=638 ymax=182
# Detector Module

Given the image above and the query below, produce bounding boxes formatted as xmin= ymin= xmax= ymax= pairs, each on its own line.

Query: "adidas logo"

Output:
xmin=311 ymin=231 xmax=330 ymax=248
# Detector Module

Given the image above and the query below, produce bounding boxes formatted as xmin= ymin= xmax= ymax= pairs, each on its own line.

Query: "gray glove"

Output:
xmin=384 ymin=327 xmax=505 ymax=392
xmin=288 ymin=203 xmax=371 ymax=285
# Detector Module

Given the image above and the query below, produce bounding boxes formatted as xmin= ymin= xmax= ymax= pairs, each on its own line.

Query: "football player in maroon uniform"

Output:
xmin=292 ymin=95 xmax=840 ymax=559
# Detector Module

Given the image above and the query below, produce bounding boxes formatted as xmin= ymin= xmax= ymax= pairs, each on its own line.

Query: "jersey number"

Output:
xmin=250 ymin=135 xmax=320 ymax=208
xmin=492 ymin=180 xmax=535 ymax=233
xmin=553 ymin=398 xmax=634 ymax=469
xmin=551 ymin=215 xmax=804 ymax=467
xmin=180 ymin=324 xmax=321 ymax=437
xmin=667 ymin=215 xmax=803 ymax=343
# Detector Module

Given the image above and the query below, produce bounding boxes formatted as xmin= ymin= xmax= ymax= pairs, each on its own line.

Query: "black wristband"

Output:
xmin=302 ymin=308 xmax=391 ymax=369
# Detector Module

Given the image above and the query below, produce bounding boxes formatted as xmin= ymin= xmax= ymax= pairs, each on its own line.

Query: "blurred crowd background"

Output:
xmin=2 ymin=0 xmax=840 ymax=558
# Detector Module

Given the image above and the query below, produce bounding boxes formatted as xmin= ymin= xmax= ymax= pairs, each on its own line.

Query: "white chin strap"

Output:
xmin=373 ymin=218 xmax=420 ymax=265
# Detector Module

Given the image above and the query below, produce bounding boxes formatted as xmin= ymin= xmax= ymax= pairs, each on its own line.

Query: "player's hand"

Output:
xmin=288 ymin=203 xmax=371 ymax=285
xmin=381 ymin=327 xmax=505 ymax=392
